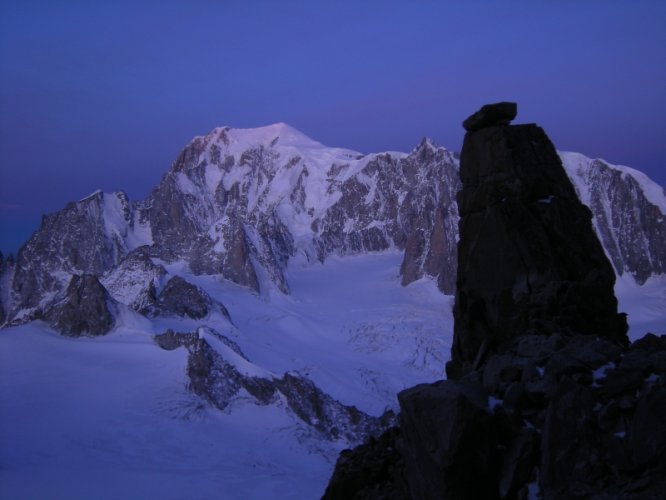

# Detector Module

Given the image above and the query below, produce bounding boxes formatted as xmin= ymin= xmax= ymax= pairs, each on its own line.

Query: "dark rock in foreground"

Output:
xmin=398 ymin=379 xmax=497 ymax=499
xmin=322 ymin=104 xmax=660 ymax=499
xmin=323 ymin=427 xmax=408 ymax=499
xmin=450 ymin=103 xmax=627 ymax=379
xmin=324 ymin=331 xmax=666 ymax=499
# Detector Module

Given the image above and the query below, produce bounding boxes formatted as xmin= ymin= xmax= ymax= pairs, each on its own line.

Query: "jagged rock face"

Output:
xmin=396 ymin=142 xmax=460 ymax=293
xmin=10 ymin=191 xmax=148 ymax=313
xmin=102 ymin=251 xmax=229 ymax=320
xmin=43 ymin=274 xmax=115 ymax=336
xmin=142 ymin=129 xmax=298 ymax=294
xmin=142 ymin=137 xmax=269 ymax=292
xmin=562 ymin=153 xmax=666 ymax=284
xmin=100 ymin=246 xmax=166 ymax=313
xmin=141 ymin=126 xmax=460 ymax=294
xmin=450 ymin=115 xmax=628 ymax=378
xmin=155 ymin=328 xmax=394 ymax=444
xmin=313 ymin=141 xmax=460 ymax=293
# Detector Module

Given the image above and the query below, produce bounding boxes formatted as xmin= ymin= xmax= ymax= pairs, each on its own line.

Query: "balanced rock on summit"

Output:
xmin=462 ymin=101 xmax=517 ymax=132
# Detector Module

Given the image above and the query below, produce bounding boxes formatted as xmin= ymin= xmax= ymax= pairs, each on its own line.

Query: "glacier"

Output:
xmin=0 ymin=251 xmax=450 ymax=499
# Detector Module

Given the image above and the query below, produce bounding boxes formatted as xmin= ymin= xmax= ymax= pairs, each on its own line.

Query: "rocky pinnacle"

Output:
xmin=447 ymin=102 xmax=628 ymax=378
xmin=322 ymin=103 xmax=663 ymax=500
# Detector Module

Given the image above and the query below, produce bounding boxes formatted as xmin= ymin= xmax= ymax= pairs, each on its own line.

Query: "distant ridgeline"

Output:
xmin=0 ymin=115 xmax=664 ymax=334
xmin=323 ymin=103 xmax=666 ymax=499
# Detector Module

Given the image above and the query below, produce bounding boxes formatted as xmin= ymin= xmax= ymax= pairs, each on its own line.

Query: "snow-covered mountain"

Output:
xmin=3 ymin=123 xmax=461 ymax=322
xmin=0 ymin=123 xmax=665 ymax=498
xmin=4 ymin=123 xmax=663 ymax=325
xmin=561 ymin=151 xmax=666 ymax=284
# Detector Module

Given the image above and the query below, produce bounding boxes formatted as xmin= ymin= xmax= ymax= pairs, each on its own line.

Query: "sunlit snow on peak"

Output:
xmin=203 ymin=122 xmax=353 ymax=154
xmin=560 ymin=151 xmax=666 ymax=215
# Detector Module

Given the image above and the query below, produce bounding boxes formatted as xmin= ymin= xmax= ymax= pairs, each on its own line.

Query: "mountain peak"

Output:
xmin=206 ymin=122 xmax=325 ymax=151
xmin=415 ymin=137 xmax=440 ymax=152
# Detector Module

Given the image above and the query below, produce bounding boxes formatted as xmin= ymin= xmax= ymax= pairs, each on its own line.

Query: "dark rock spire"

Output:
xmin=448 ymin=102 xmax=628 ymax=379
xmin=322 ymin=103 xmax=663 ymax=500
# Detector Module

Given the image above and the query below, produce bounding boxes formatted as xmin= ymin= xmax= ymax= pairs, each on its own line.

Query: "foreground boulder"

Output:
xmin=322 ymin=103 xmax=661 ymax=499
xmin=398 ymin=380 xmax=497 ymax=499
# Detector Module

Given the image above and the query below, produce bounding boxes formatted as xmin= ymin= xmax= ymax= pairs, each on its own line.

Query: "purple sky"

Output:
xmin=1 ymin=1 xmax=665 ymax=255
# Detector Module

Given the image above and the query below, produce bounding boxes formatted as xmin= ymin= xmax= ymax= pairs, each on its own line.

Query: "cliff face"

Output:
xmin=323 ymin=104 xmax=666 ymax=500
xmin=562 ymin=152 xmax=666 ymax=285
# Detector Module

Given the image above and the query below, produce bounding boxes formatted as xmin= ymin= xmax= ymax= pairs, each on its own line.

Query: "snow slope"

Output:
xmin=616 ymin=274 xmax=666 ymax=340
xmin=0 ymin=249 xmax=663 ymax=500
xmin=0 ymin=251 xmax=450 ymax=500
xmin=0 ymin=324 xmax=333 ymax=500
xmin=561 ymin=151 xmax=666 ymax=214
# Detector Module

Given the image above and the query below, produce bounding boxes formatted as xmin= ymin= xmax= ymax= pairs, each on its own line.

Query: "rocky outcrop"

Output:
xmin=321 ymin=427 xmax=409 ymax=499
xmin=144 ymin=148 xmax=268 ymax=292
xmin=449 ymin=103 xmax=627 ymax=378
xmin=462 ymin=101 xmax=517 ymax=132
xmin=9 ymin=190 xmax=147 ymax=316
xmin=154 ymin=276 xmax=229 ymax=320
xmin=100 ymin=246 xmax=167 ymax=313
xmin=325 ymin=332 xmax=666 ymax=499
xmin=397 ymin=140 xmax=460 ymax=293
xmin=398 ymin=379 xmax=498 ymax=499
xmin=155 ymin=328 xmax=394 ymax=444
xmin=42 ymin=274 xmax=116 ymax=336
xmin=100 ymin=248 xmax=230 ymax=320
xmin=323 ymin=104 xmax=663 ymax=499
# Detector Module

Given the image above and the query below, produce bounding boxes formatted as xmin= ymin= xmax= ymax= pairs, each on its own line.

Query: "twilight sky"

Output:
xmin=1 ymin=1 xmax=665 ymax=255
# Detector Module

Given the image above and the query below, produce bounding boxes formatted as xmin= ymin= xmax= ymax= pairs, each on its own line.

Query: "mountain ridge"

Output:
xmin=1 ymin=121 xmax=665 ymax=499
xmin=1 ymin=123 xmax=664 ymax=328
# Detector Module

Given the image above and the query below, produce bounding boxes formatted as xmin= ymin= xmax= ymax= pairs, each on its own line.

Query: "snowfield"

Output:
xmin=0 ymin=251 xmax=663 ymax=499
xmin=0 ymin=251 xmax=450 ymax=499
